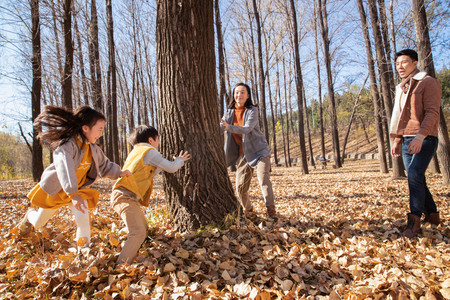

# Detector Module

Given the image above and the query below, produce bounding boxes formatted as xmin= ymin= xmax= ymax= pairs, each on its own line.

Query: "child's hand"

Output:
xmin=120 ymin=170 xmax=132 ymax=177
xmin=71 ymin=194 xmax=88 ymax=214
xmin=178 ymin=151 xmax=191 ymax=162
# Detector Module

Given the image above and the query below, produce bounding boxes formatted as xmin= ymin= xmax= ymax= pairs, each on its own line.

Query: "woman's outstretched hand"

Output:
xmin=220 ymin=119 xmax=229 ymax=131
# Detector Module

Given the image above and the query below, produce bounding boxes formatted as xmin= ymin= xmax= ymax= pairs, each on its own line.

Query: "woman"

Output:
xmin=220 ymin=83 xmax=276 ymax=218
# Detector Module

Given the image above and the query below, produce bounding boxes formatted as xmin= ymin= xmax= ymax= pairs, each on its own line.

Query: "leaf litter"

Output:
xmin=0 ymin=160 xmax=448 ymax=299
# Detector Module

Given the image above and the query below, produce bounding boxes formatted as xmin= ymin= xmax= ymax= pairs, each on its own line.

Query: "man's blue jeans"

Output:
xmin=402 ymin=136 xmax=438 ymax=217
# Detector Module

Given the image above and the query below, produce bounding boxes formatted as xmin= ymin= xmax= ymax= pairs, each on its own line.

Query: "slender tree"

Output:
xmin=317 ymin=0 xmax=341 ymax=168
xmin=156 ymin=0 xmax=238 ymax=231
xmin=31 ymin=0 xmax=44 ymax=181
xmin=214 ymin=0 xmax=226 ymax=119
xmin=412 ymin=0 xmax=450 ymax=185
xmin=289 ymin=0 xmax=308 ymax=173
xmin=252 ymin=0 xmax=269 ymax=143
xmin=357 ymin=0 xmax=388 ymax=173
xmin=106 ymin=0 xmax=119 ymax=162
xmin=367 ymin=0 xmax=404 ymax=177
xmin=61 ymin=0 xmax=73 ymax=109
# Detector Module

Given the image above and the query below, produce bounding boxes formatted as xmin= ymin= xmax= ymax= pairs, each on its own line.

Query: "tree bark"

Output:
xmin=289 ymin=0 xmax=308 ymax=174
xmin=214 ymin=0 xmax=226 ymax=119
xmin=31 ymin=0 xmax=44 ymax=181
xmin=412 ymin=0 xmax=450 ymax=185
xmin=106 ymin=0 xmax=119 ymax=163
xmin=367 ymin=0 xmax=404 ymax=177
xmin=313 ymin=0 xmax=326 ymax=165
xmin=61 ymin=0 xmax=73 ymax=109
xmin=357 ymin=0 xmax=388 ymax=173
xmin=156 ymin=0 xmax=238 ymax=231
xmin=317 ymin=0 xmax=341 ymax=168
xmin=251 ymin=0 xmax=269 ymax=143
xmin=73 ymin=13 xmax=89 ymax=106
xmin=89 ymin=0 xmax=103 ymax=112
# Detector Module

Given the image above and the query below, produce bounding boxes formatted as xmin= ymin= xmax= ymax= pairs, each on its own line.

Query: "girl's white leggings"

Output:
xmin=27 ymin=200 xmax=91 ymax=244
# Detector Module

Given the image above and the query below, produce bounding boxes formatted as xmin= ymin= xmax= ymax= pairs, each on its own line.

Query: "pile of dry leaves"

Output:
xmin=0 ymin=160 xmax=448 ymax=299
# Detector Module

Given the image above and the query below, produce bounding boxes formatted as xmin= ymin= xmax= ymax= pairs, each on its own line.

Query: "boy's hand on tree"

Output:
xmin=178 ymin=151 xmax=191 ymax=162
xmin=120 ymin=170 xmax=132 ymax=177
xmin=71 ymin=194 xmax=87 ymax=214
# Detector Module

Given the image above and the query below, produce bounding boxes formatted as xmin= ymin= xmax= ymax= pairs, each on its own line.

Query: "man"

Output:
xmin=390 ymin=49 xmax=442 ymax=238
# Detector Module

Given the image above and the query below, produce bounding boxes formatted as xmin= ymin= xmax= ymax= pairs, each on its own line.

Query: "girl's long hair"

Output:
xmin=227 ymin=82 xmax=255 ymax=109
xmin=128 ymin=125 xmax=158 ymax=146
xmin=34 ymin=105 xmax=106 ymax=150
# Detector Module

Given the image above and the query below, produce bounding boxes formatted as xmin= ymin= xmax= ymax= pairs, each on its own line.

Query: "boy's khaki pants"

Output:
xmin=111 ymin=190 xmax=148 ymax=265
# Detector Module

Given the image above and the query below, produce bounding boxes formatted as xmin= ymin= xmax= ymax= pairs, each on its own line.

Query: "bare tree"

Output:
xmin=105 ymin=0 xmax=119 ymax=162
xmin=61 ymin=0 xmax=73 ymax=109
xmin=156 ymin=0 xmax=238 ymax=231
xmin=317 ymin=0 xmax=341 ymax=168
xmin=31 ymin=0 xmax=44 ymax=181
xmin=89 ymin=0 xmax=103 ymax=112
xmin=357 ymin=0 xmax=388 ymax=173
xmin=288 ymin=0 xmax=308 ymax=173
xmin=412 ymin=0 xmax=450 ymax=185
xmin=214 ymin=0 xmax=226 ymax=119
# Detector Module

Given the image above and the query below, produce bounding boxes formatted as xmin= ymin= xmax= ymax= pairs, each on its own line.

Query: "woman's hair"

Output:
xmin=34 ymin=105 xmax=106 ymax=150
xmin=128 ymin=125 xmax=158 ymax=146
xmin=227 ymin=82 xmax=255 ymax=109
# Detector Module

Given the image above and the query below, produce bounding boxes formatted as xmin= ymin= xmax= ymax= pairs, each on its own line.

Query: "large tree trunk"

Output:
xmin=357 ymin=0 xmax=388 ymax=173
xmin=317 ymin=0 xmax=341 ymax=168
xmin=367 ymin=0 xmax=404 ymax=178
xmin=89 ymin=0 xmax=103 ymax=112
xmin=289 ymin=0 xmax=308 ymax=174
xmin=31 ymin=0 xmax=44 ymax=181
xmin=61 ymin=0 xmax=73 ymax=109
xmin=214 ymin=0 xmax=226 ymax=119
xmin=251 ymin=0 xmax=269 ymax=143
xmin=106 ymin=0 xmax=119 ymax=163
xmin=156 ymin=0 xmax=238 ymax=231
xmin=73 ymin=13 xmax=89 ymax=106
xmin=412 ymin=0 xmax=450 ymax=185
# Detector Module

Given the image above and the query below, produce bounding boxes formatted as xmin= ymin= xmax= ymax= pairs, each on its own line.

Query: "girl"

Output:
xmin=17 ymin=105 xmax=131 ymax=247
xmin=220 ymin=83 xmax=277 ymax=218
xmin=111 ymin=125 xmax=190 ymax=265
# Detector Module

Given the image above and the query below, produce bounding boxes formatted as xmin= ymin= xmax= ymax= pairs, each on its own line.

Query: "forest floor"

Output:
xmin=0 ymin=159 xmax=449 ymax=299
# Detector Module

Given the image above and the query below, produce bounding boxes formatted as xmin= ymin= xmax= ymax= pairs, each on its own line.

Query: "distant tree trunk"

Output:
xmin=317 ymin=0 xmax=341 ymax=168
xmin=214 ymin=0 xmax=226 ymax=119
xmin=89 ymin=0 xmax=103 ymax=112
xmin=289 ymin=0 xmax=308 ymax=174
xmin=313 ymin=0 xmax=326 ymax=165
xmin=377 ymin=0 xmax=395 ymax=94
xmin=268 ymin=78 xmax=278 ymax=165
xmin=49 ymin=0 xmax=63 ymax=99
xmin=106 ymin=0 xmax=119 ymax=163
xmin=73 ymin=13 xmax=89 ymax=106
xmin=156 ymin=0 xmax=238 ymax=231
xmin=61 ymin=0 xmax=73 ymax=109
xmin=389 ymin=0 xmax=398 ymax=80
xmin=412 ymin=0 xmax=450 ymax=185
xmin=251 ymin=0 xmax=269 ymax=143
xmin=31 ymin=0 xmax=44 ymax=181
xmin=367 ymin=0 xmax=404 ymax=178
xmin=341 ymin=75 xmax=368 ymax=164
xmin=357 ymin=0 xmax=388 ymax=173
xmin=303 ymin=85 xmax=315 ymax=167
xmin=281 ymin=47 xmax=291 ymax=167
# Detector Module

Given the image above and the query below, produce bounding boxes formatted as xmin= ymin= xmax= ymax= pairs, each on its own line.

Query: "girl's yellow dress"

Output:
xmin=27 ymin=139 xmax=100 ymax=209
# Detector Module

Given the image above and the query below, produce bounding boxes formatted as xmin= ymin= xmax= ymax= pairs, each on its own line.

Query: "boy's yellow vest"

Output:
xmin=113 ymin=144 xmax=157 ymax=207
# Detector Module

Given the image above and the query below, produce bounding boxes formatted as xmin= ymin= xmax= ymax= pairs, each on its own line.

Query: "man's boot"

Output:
xmin=266 ymin=205 xmax=277 ymax=218
xmin=403 ymin=213 xmax=421 ymax=239
xmin=423 ymin=212 xmax=440 ymax=225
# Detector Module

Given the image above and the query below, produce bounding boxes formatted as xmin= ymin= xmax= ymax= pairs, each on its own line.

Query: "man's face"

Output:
xmin=395 ymin=55 xmax=418 ymax=79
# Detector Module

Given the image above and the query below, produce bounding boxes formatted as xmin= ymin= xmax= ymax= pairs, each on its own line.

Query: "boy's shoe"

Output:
xmin=17 ymin=210 xmax=34 ymax=236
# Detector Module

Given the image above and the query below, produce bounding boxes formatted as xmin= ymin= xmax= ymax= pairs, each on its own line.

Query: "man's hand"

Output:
xmin=408 ymin=134 xmax=425 ymax=154
xmin=391 ymin=141 xmax=402 ymax=157
xmin=71 ymin=194 xmax=88 ymax=214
